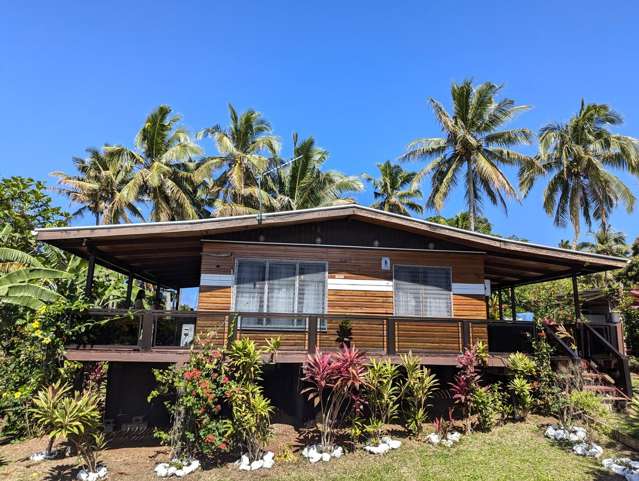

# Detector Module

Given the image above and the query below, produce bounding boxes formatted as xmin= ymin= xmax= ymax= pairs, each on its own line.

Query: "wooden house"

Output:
xmin=35 ymin=204 xmax=631 ymax=427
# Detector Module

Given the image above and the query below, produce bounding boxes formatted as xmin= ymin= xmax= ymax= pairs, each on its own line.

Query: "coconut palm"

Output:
xmin=0 ymin=226 xmax=68 ymax=309
xmin=197 ymin=104 xmax=280 ymax=216
xmin=400 ymin=80 xmax=532 ymax=231
xmin=267 ymin=134 xmax=363 ymax=211
xmin=363 ymin=161 xmax=423 ymax=216
xmin=578 ymin=227 xmax=629 ymax=258
xmin=108 ymin=105 xmax=205 ymax=222
xmin=51 ymin=147 xmax=142 ymax=225
xmin=520 ymin=101 xmax=639 ymax=246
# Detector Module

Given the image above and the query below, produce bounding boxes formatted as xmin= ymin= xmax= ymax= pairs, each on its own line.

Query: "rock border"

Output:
xmin=154 ymin=459 xmax=200 ymax=477
xmin=302 ymin=445 xmax=344 ymax=463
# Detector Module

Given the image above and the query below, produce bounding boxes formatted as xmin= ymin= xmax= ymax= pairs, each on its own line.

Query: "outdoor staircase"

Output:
xmin=581 ymin=360 xmax=630 ymax=404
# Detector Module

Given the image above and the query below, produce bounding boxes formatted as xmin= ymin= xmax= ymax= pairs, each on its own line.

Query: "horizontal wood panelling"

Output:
xmin=195 ymin=313 xmax=228 ymax=346
xmin=237 ymin=330 xmax=307 ymax=351
xmin=471 ymin=323 xmax=488 ymax=345
xmin=453 ymin=294 xmax=487 ymax=319
xmin=317 ymin=318 xmax=386 ymax=351
xmin=197 ymin=241 xmax=487 ymax=353
xmin=396 ymin=322 xmax=462 ymax=353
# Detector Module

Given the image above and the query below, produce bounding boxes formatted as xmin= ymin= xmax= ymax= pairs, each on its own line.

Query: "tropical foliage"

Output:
xmin=520 ymin=101 xmax=639 ymax=245
xmin=364 ymin=161 xmax=423 ymax=215
xmin=400 ymin=80 xmax=532 ymax=231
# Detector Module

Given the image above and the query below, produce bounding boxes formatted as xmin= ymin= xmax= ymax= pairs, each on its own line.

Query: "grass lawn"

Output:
xmin=0 ymin=416 xmax=629 ymax=481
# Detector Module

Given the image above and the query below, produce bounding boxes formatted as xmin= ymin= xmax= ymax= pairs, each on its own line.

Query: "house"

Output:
xmin=35 ymin=204 xmax=631 ymax=427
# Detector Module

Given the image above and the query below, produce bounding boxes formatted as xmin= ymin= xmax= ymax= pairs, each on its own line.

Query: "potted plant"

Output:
xmin=335 ymin=320 xmax=352 ymax=348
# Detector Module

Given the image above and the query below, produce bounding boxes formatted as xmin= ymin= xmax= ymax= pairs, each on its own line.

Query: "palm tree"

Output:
xmin=197 ymin=104 xmax=280 ymax=216
xmin=0 ymin=226 xmax=69 ymax=309
xmin=400 ymin=80 xmax=532 ymax=231
xmin=578 ymin=227 xmax=629 ymax=257
xmin=267 ymin=134 xmax=363 ymax=211
xmin=427 ymin=212 xmax=493 ymax=234
xmin=520 ymin=101 xmax=639 ymax=246
xmin=51 ymin=147 xmax=142 ymax=225
xmin=558 ymin=239 xmax=573 ymax=250
xmin=109 ymin=105 xmax=204 ymax=222
xmin=363 ymin=161 xmax=423 ymax=216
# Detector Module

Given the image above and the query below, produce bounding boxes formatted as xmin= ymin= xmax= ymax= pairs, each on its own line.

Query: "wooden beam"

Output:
xmin=125 ymin=272 xmax=133 ymax=308
xmin=510 ymin=286 xmax=516 ymax=322
xmin=85 ymin=253 xmax=96 ymax=299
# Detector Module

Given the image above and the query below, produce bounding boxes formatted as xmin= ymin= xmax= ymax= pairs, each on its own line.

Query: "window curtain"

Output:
xmin=394 ymin=265 xmax=452 ymax=317
xmin=234 ymin=260 xmax=326 ymax=329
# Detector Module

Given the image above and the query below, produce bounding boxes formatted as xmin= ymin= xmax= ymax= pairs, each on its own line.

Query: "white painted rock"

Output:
xmin=76 ymin=466 xmax=108 ymax=481
xmin=441 ymin=439 xmax=454 ymax=448
xmin=155 ymin=460 xmax=200 ymax=477
xmin=381 ymin=436 xmax=402 ymax=449
xmin=426 ymin=433 xmax=440 ymax=445
xmin=544 ymin=424 xmax=587 ymax=444
xmin=602 ymin=458 xmax=639 ymax=480
xmin=332 ymin=446 xmax=343 ymax=458
xmin=30 ymin=450 xmax=60 ymax=461
xmin=447 ymin=432 xmax=462 ymax=443
xmin=302 ymin=444 xmax=343 ymax=463
xmin=364 ymin=442 xmax=390 ymax=455
xmin=573 ymin=442 xmax=603 ymax=458
xmin=263 ymin=451 xmax=275 ymax=469
xmin=250 ymin=459 xmax=264 ymax=470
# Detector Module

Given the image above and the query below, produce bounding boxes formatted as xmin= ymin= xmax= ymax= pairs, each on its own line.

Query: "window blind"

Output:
xmin=394 ymin=265 xmax=452 ymax=317
xmin=234 ymin=260 xmax=327 ymax=330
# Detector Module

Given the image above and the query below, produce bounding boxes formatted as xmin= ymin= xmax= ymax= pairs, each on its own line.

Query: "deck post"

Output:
xmin=154 ymin=284 xmax=161 ymax=309
xmin=175 ymin=289 xmax=181 ymax=310
xmin=461 ymin=320 xmax=471 ymax=350
xmin=84 ymin=252 xmax=96 ymax=299
xmin=307 ymin=316 xmax=318 ymax=353
xmin=571 ymin=273 xmax=581 ymax=320
xmin=140 ymin=311 xmax=154 ymax=351
xmin=498 ymin=289 xmax=504 ymax=321
xmin=510 ymin=286 xmax=516 ymax=322
xmin=124 ymin=273 xmax=133 ymax=308
xmin=386 ymin=318 xmax=396 ymax=355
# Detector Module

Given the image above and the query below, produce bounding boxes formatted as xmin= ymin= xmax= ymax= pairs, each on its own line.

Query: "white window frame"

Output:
xmin=392 ymin=264 xmax=454 ymax=318
xmin=232 ymin=258 xmax=328 ymax=331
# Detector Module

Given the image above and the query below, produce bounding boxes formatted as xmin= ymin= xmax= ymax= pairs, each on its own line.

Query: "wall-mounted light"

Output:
xmin=258 ymin=234 xmax=265 ymax=242
xmin=427 ymin=242 xmax=435 ymax=250
xmin=373 ymin=239 xmax=380 ymax=247
xmin=315 ymin=236 xmax=322 ymax=244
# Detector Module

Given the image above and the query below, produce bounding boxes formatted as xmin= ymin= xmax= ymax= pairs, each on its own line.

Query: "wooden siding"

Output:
xmin=197 ymin=241 xmax=487 ymax=353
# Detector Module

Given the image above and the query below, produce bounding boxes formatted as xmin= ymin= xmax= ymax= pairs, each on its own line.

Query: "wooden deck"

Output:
xmin=64 ymin=309 xmax=532 ymax=366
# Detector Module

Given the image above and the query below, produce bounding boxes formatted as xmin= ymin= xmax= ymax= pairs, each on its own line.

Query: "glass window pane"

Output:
xmin=235 ymin=261 xmax=266 ymax=328
xmin=394 ymin=266 xmax=451 ymax=317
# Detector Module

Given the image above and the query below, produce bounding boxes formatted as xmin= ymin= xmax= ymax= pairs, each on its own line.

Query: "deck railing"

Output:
xmin=69 ymin=308 xmax=510 ymax=356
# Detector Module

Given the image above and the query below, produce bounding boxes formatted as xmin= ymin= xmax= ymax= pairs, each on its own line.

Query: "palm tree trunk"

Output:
xmin=95 ymin=212 xmax=100 ymax=226
xmin=467 ymin=160 xmax=476 ymax=231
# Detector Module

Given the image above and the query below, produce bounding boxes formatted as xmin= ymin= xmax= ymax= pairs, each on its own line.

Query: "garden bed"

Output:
xmin=0 ymin=417 xmax=633 ymax=481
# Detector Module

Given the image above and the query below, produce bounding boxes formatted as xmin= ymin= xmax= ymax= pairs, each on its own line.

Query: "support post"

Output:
xmin=510 ymin=286 xmax=516 ymax=322
xmin=175 ymin=288 xmax=181 ymax=310
xmin=139 ymin=311 xmax=154 ymax=351
xmin=386 ymin=318 xmax=396 ymax=355
xmin=124 ymin=273 xmax=133 ymax=308
xmin=572 ymin=273 xmax=581 ymax=321
xmin=154 ymin=284 xmax=161 ymax=309
xmin=84 ymin=253 xmax=96 ymax=300
xmin=498 ymin=289 xmax=504 ymax=321
xmin=461 ymin=320 xmax=471 ymax=350
xmin=307 ymin=316 xmax=318 ymax=353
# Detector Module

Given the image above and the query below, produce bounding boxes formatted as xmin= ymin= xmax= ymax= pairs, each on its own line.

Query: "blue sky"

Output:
xmin=2 ymin=0 xmax=639 ymax=248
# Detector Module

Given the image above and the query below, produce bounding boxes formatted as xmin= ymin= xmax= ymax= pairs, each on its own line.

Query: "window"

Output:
xmin=393 ymin=265 xmax=452 ymax=317
xmin=234 ymin=260 xmax=327 ymax=330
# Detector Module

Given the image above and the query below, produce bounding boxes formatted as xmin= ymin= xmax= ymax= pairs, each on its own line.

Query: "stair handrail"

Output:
xmin=581 ymin=322 xmax=633 ymax=398
xmin=543 ymin=326 xmax=579 ymax=361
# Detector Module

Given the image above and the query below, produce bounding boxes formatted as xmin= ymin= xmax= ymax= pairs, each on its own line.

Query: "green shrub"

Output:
xmin=506 ymin=352 xmax=536 ymax=377
xmin=509 ymin=376 xmax=533 ymax=421
xmin=399 ymin=352 xmax=439 ymax=436
xmin=569 ymin=390 xmax=610 ymax=425
xmin=363 ymin=358 xmax=401 ymax=442
xmin=472 ymin=384 xmax=507 ymax=432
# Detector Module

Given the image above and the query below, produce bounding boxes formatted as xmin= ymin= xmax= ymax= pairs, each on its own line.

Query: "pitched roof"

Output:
xmin=35 ymin=204 xmax=628 ymax=288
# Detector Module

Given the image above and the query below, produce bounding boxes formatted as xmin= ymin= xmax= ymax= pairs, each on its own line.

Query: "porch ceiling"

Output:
xmin=35 ymin=205 xmax=628 ymax=289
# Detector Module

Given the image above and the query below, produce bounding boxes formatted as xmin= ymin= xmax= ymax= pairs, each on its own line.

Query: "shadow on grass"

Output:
xmin=588 ymin=465 xmax=623 ymax=481
xmin=43 ymin=463 xmax=76 ymax=481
